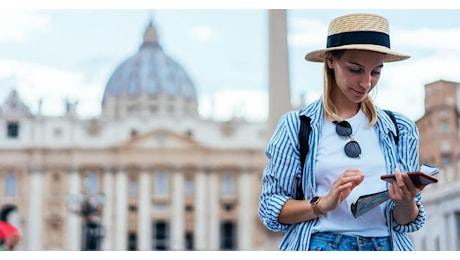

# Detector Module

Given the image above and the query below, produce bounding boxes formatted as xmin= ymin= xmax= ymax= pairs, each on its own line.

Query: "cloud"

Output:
xmin=288 ymin=17 xmax=327 ymax=47
xmin=199 ymin=89 xmax=267 ymax=121
xmin=375 ymin=51 xmax=460 ymax=121
xmin=0 ymin=59 xmax=268 ymax=122
xmin=0 ymin=60 xmax=102 ymax=117
xmin=0 ymin=10 xmax=50 ymax=43
xmin=374 ymin=26 xmax=460 ymax=121
xmin=187 ymin=25 xmax=217 ymax=43
xmin=394 ymin=27 xmax=460 ymax=52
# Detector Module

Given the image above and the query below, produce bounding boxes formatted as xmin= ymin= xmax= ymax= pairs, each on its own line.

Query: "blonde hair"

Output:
xmin=322 ymin=51 xmax=377 ymax=126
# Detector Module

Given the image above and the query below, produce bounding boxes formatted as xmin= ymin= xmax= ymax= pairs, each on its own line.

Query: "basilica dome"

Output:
xmin=101 ymin=21 xmax=199 ymax=119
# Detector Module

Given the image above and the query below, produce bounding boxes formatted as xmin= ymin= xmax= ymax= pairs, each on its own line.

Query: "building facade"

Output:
xmin=410 ymin=80 xmax=460 ymax=250
xmin=416 ymin=80 xmax=460 ymax=169
xmin=0 ymin=20 xmax=284 ymax=251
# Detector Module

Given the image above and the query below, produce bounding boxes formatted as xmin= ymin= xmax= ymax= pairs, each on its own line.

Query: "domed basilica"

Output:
xmin=0 ymin=18 xmax=281 ymax=251
xmin=102 ymin=21 xmax=199 ymax=120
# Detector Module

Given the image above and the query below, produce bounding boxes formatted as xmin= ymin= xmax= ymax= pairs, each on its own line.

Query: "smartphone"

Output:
xmin=380 ymin=172 xmax=438 ymax=187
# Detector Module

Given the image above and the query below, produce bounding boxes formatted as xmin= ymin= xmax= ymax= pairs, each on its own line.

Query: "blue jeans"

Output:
xmin=309 ymin=232 xmax=392 ymax=251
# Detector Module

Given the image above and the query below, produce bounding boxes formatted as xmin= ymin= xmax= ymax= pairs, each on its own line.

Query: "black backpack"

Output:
xmin=296 ymin=110 xmax=399 ymax=199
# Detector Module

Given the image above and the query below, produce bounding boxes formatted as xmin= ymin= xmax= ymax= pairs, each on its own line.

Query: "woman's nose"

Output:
xmin=359 ymin=74 xmax=372 ymax=88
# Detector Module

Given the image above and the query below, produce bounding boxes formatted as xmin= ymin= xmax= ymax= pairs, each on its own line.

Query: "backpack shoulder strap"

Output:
xmin=384 ymin=109 xmax=399 ymax=145
xmin=299 ymin=115 xmax=312 ymax=171
xmin=297 ymin=115 xmax=311 ymax=199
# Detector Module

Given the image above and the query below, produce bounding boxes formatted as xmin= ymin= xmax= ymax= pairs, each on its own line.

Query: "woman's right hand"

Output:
xmin=278 ymin=169 xmax=365 ymax=224
xmin=318 ymin=169 xmax=365 ymax=214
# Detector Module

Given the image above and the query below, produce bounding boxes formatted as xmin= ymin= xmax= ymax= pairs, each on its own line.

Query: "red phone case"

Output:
xmin=380 ymin=172 xmax=438 ymax=187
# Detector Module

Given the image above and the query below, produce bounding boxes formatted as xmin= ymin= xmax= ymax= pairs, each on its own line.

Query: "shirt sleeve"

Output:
xmin=389 ymin=111 xmax=426 ymax=233
xmin=258 ymin=111 xmax=302 ymax=232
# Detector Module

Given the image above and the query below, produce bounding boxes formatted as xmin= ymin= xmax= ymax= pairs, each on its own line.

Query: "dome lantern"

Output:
xmin=141 ymin=20 xmax=159 ymax=49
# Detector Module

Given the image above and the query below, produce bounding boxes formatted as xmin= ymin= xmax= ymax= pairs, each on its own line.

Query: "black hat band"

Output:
xmin=327 ymin=31 xmax=391 ymax=49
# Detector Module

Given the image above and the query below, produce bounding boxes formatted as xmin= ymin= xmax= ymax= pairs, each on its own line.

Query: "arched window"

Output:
xmin=85 ymin=173 xmax=99 ymax=195
xmin=185 ymin=177 xmax=193 ymax=196
xmin=129 ymin=177 xmax=138 ymax=197
xmin=155 ymin=172 xmax=168 ymax=195
xmin=222 ymin=174 xmax=234 ymax=196
xmin=5 ymin=173 xmax=16 ymax=196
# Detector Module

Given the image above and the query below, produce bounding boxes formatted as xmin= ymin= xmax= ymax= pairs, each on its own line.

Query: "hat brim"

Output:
xmin=305 ymin=44 xmax=410 ymax=63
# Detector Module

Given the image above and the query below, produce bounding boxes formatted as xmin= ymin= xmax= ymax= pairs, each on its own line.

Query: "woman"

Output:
xmin=258 ymin=13 xmax=426 ymax=251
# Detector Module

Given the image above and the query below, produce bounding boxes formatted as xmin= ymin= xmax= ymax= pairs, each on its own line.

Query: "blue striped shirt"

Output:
xmin=258 ymin=99 xmax=425 ymax=251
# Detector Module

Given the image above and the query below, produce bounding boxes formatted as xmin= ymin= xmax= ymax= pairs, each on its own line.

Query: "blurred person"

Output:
xmin=0 ymin=221 xmax=20 ymax=251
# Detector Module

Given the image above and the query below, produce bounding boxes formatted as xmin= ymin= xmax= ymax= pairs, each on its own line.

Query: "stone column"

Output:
xmin=171 ymin=171 xmax=184 ymax=250
xmin=238 ymin=171 xmax=253 ymax=250
xmin=137 ymin=169 xmax=151 ymax=251
xmin=101 ymin=168 xmax=113 ymax=250
xmin=27 ymin=166 xmax=43 ymax=250
xmin=446 ymin=209 xmax=457 ymax=250
xmin=208 ymin=173 xmax=220 ymax=250
xmin=114 ymin=168 xmax=128 ymax=250
xmin=65 ymin=167 xmax=82 ymax=251
xmin=194 ymin=171 xmax=208 ymax=250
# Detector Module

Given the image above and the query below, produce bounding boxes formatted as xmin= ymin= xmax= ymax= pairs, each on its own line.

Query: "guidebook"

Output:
xmin=350 ymin=164 xmax=439 ymax=218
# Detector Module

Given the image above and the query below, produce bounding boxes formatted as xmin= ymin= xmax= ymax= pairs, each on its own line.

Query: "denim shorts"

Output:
xmin=309 ymin=232 xmax=392 ymax=251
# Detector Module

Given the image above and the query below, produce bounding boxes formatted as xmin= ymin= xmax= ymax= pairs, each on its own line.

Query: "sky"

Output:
xmin=1 ymin=3 xmax=460 ymax=122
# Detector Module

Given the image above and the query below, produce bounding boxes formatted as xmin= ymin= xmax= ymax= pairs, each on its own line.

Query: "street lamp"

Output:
xmin=66 ymin=192 xmax=106 ymax=251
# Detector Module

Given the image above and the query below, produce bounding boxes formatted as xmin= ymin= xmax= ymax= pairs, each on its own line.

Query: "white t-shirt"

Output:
xmin=312 ymin=110 xmax=389 ymax=237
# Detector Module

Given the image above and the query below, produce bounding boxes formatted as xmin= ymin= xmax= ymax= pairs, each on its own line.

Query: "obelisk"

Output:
xmin=267 ymin=9 xmax=291 ymax=139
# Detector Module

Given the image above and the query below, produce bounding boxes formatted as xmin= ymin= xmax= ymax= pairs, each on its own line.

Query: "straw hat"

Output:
xmin=305 ymin=13 xmax=410 ymax=62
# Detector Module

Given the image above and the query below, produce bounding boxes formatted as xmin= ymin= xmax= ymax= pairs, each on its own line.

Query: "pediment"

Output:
xmin=118 ymin=128 xmax=204 ymax=150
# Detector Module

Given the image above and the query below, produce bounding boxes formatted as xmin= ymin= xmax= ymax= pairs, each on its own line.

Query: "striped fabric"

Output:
xmin=258 ymin=99 xmax=425 ymax=251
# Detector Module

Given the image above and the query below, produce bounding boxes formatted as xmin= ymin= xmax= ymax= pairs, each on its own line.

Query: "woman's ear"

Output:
xmin=326 ymin=56 xmax=334 ymax=69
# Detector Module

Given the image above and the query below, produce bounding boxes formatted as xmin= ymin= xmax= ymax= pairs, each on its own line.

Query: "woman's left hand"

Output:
xmin=388 ymin=168 xmax=424 ymax=224
xmin=388 ymin=168 xmax=424 ymax=201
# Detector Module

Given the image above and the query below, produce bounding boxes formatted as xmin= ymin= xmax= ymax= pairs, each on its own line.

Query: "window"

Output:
xmin=440 ymin=122 xmax=449 ymax=134
xmin=149 ymin=105 xmax=158 ymax=113
xmin=128 ymin=177 xmax=138 ymax=197
xmin=220 ymin=221 xmax=236 ymax=250
xmin=130 ymin=129 xmax=138 ymax=137
xmin=86 ymin=121 xmax=100 ymax=137
xmin=155 ymin=172 xmax=168 ymax=195
xmin=185 ymin=177 xmax=193 ymax=196
xmin=53 ymin=127 xmax=62 ymax=137
xmin=5 ymin=174 xmax=16 ymax=196
xmin=7 ymin=122 xmax=19 ymax=138
xmin=128 ymin=232 xmax=137 ymax=251
xmin=441 ymin=140 xmax=451 ymax=153
xmin=222 ymin=174 xmax=234 ymax=196
xmin=442 ymin=155 xmax=451 ymax=167
xmin=85 ymin=173 xmax=98 ymax=195
xmin=185 ymin=232 xmax=193 ymax=250
xmin=153 ymin=221 xmax=170 ymax=250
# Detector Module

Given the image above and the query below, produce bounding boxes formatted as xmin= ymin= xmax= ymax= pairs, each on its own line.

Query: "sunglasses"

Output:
xmin=333 ymin=120 xmax=361 ymax=158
